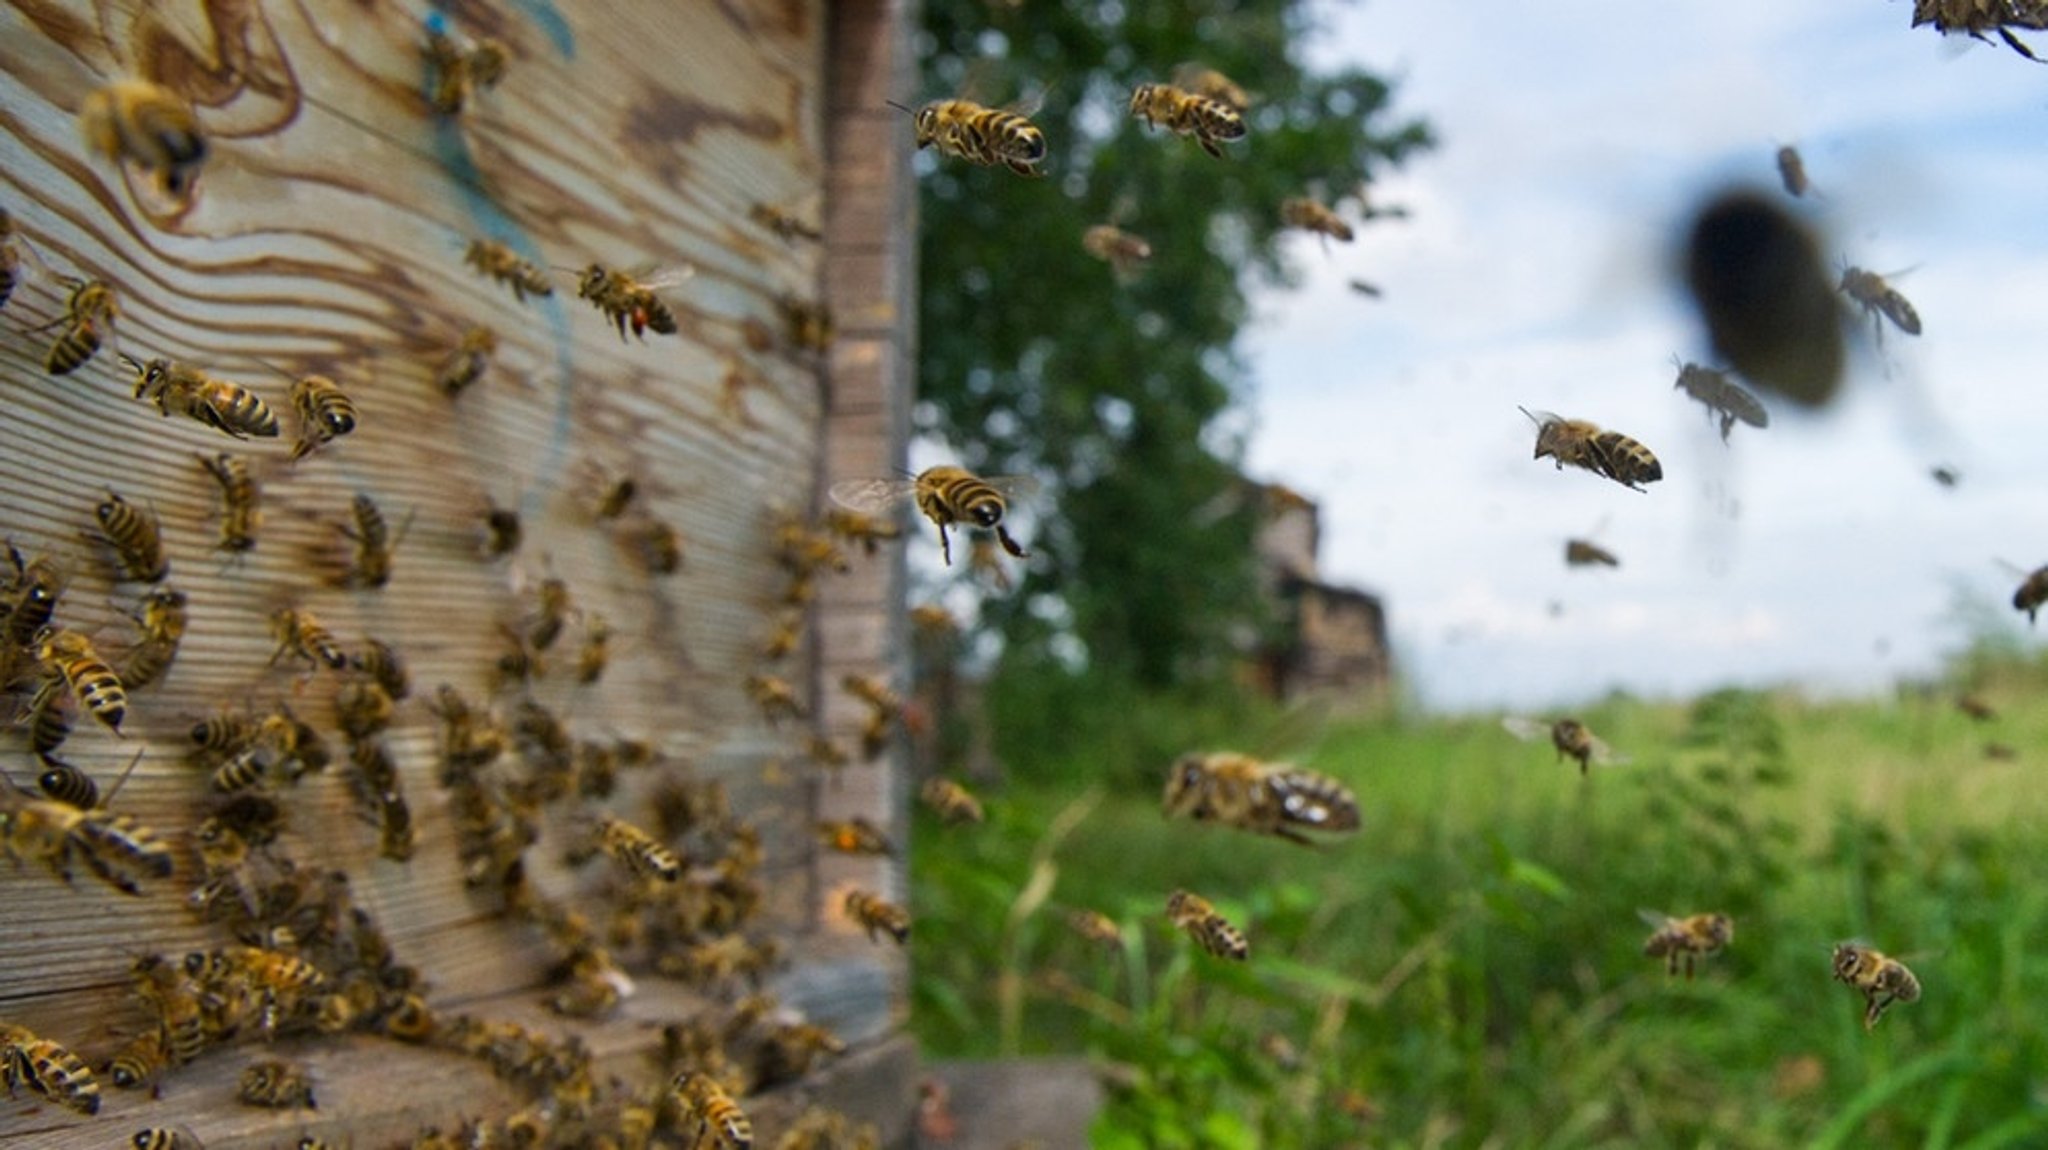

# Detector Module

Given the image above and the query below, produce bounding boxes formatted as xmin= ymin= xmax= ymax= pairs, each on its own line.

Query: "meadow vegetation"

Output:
xmin=909 ymin=646 xmax=2048 ymax=1148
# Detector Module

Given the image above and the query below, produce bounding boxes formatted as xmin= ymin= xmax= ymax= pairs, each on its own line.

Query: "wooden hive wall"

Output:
xmin=0 ymin=0 xmax=917 ymax=1144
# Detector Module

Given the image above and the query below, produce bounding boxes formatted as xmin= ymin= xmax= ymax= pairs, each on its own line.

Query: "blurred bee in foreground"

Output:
xmin=1564 ymin=538 xmax=1619 ymax=569
xmin=1162 ymin=751 xmax=1361 ymax=844
xmin=1640 ymin=911 xmax=1733 ymax=980
xmin=844 ymin=889 xmax=911 ymax=944
xmin=126 ymin=355 xmax=280 ymax=439
xmin=198 ymin=452 xmax=260 ymax=554
xmin=0 ymin=785 xmax=174 ymax=894
xmin=463 ymin=238 xmax=552 ymax=302
xmin=435 ymin=325 xmax=497 ymax=397
xmin=0 ymin=1020 xmax=100 ymax=1115
xmin=828 ymin=466 xmax=1034 ymax=568
xmin=750 ymin=201 xmax=823 ymax=243
xmin=1129 ymin=81 xmax=1247 ymax=158
xmin=919 ymin=777 xmax=985 ymax=825
xmin=575 ymin=264 xmax=684 ymax=341
xmin=597 ymin=815 xmax=681 ymax=882
xmin=1172 ymin=62 xmax=1250 ymax=112
xmin=1082 ymin=224 xmax=1153 ymax=278
xmin=1166 ymin=889 xmax=1248 ymax=960
xmin=816 ymin=817 xmax=894 ymax=857
xmin=892 ymin=94 xmax=1048 ymax=177
xmin=1280 ymin=196 xmax=1354 ymax=244
xmin=1671 ymin=360 xmax=1769 ymax=443
xmin=1519 ymin=408 xmax=1663 ymax=492
xmin=288 ymin=375 xmax=358 ymax=462
xmin=1684 ymin=190 xmax=1844 ymax=409
xmin=673 ymin=1071 xmax=752 ymax=1150
xmin=1775 ymin=145 xmax=1810 ymax=197
xmin=1502 ymin=716 xmax=1624 ymax=776
xmin=1912 ymin=0 xmax=2048 ymax=63
xmin=1831 ymin=942 xmax=1922 ymax=1031
xmin=1956 ymin=693 xmax=1997 ymax=722
xmin=91 ymin=490 xmax=169 ymax=583
xmin=2010 ymin=563 xmax=2048 ymax=625
xmin=80 ymin=79 xmax=207 ymax=203
xmin=1066 ymin=908 xmax=1123 ymax=950
xmin=1839 ymin=266 xmax=1921 ymax=341
xmin=44 ymin=278 xmax=118 ymax=376
xmin=421 ymin=13 xmax=508 ymax=116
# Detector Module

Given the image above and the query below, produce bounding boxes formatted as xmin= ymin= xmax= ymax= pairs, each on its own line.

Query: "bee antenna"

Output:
xmin=101 ymin=746 xmax=147 ymax=807
xmin=883 ymin=100 xmax=915 ymax=116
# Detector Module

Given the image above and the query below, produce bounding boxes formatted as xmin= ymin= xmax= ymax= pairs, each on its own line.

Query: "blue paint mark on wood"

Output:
xmin=513 ymin=0 xmax=577 ymax=60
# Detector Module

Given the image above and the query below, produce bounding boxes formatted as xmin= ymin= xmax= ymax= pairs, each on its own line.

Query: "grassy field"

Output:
xmin=908 ymin=662 xmax=2048 ymax=1148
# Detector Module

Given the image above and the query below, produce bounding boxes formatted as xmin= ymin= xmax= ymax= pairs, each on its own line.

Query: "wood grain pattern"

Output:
xmin=0 ymin=0 xmax=916 ymax=1143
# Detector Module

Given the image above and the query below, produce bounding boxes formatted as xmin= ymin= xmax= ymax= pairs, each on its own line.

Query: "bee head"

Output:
xmin=1129 ymin=84 xmax=1153 ymax=113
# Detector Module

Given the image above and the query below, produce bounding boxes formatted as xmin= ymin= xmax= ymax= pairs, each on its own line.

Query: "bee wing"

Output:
xmin=1637 ymin=908 xmax=1676 ymax=929
xmin=1588 ymin=736 xmax=1630 ymax=766
xmin=1500 ymin=716 xmax=1548 ymax=742
xmin=827 ymin=478 xmax=919 ymax=514
xmin=1517 ymin=406 xmax=1563 ymax=428
xmin=979 ymin=474 xmax=1043 ymax=502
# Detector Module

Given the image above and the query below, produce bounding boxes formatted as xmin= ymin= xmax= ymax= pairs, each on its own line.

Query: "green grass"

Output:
xmin=909 ymin=662 xmax=2048 ymax=1148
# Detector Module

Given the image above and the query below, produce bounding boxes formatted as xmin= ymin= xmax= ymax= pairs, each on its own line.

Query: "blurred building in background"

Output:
xmin=1247 ymin=484 xmax=1393 ymax=708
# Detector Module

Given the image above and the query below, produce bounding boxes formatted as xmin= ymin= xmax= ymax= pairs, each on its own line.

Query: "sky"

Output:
xmin=1238 ymin=0 xmax=2048 ymax=713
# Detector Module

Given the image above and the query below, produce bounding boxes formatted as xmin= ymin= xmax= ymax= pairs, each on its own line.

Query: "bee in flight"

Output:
xmin=43 ymin=278 xmax=118 ymax=376
xmin=672 ymin=1071 xmax=752 ymax=1150
xmin=1161 ymin=751 xmax=1361 ymax=845
xmin=749 ymin=201 xmax=823 ymax=243
xmin=288 ymin=375 xmax=358 ymax=461
xmin=1082 ymin=224 xmax=1153 ymax=278
xmin=1775 ymin=144 xmax=1810 ymax=197
xmin=1911 ymin=0 xmax=2048 ymax=63
xmin=892 ymin=93 xmax=1048 ymax=177
xmin=1671 ymin=360 xmax=1769 ymax=443
xmin=575 ymin=263 xmax=684 ymax=341
xmin=463 ymin=238 xmax=553 ymax=302
xmin=1519 ymin=408 xmax=1663 ymax=492
xmin=1066 ymin=908 xmax=1123 ymax=950
xmin=595 ymin=814 xmax=681 ymax=882
xmin=828 ymin=466 xmax=1034 ymax=568
xmin=1129 ymin=80 xmax=1247 ymax=158
xmin=1166 ymin=889 xmax=1249 ymax=960
xmin=2009 ymin=562 xmax=2048 ymax=625
xmin=1564 ymin=538 xmax=1619 ymax=568
xmin=1838 ymin=265 xmax=1921 ymax=341
xmin=844 ymin=888 xmax=911 ymax=944
xmin=125 ymin=355 xmax=280 ymax=440
xmin=79 ymin=79 xmax=207 ymax=204
xmin=919 ymin=777 xmax=985 ymax=825
xmin=1280 ymin=196 xmax=1355 ymax=244
xmin=816 ymin=817 xmax=895 ymax=857
xmin=421 ymin=12 xmax=508 ymax=116
xmin=1171 ymin=62 xmax=1250 ymax=112
xmin=1502 ymin=716 xmax=1625 ymax=776
xmin=1640 ymin=911 xmax=1733 ymax=979
xmin=435 ymin=325 xmax=497 ymax=397
xmin=1831 ymin=942 xmax=1922 ymax=1030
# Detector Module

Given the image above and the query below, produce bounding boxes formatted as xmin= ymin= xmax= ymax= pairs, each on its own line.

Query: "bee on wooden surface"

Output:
xmin=1129 ymin=81 xmax=1247 ymax=158
xmin=132 ymin=1129 xmax=203 ymax=1150
xmin=288 ymin=375 xmax=359 ymax=462
xmin=37 ymin=627 xmax=126 ymax=733
xmin=436 ymin=325 xmax=498 ymax=397
xmin=1161 ymin=751 xmax=1361 ymax=844
xmin=1775 ymin=145 xmax=1810 ymax=197
xmin=576 ymin=615 xmax=611 ymax=685
xmin=1640 ymin=911 xmax=1733 ymax=979
xmin=431 ymin=685 xmax=507 ymax=775
xmin=1081 ymin=224 xmax=1153 ymax=278
xmin=493 ymin=625 xmax=544 ymax=689
xmin=43 ymin=278 xmax=118 ymax=376
xmin=919 ymin=777 xmax=985 ymax=824
xmin=339 ymin=492 xmax=404 ymax=589
xmin=25 ymin=679 xmax=74 ymax=764
xmin=80 ymin=79 xmax=207 ymax=202
xmin=829 ymin=465 xmax=1033 ymax=567
xmin=625 ymin=516 xmax=684 ymax=574
xmin=126 ymin=355 xmax=280 ymax=439
xmin=480 ymin=498 xmax=523 ymax=558
xmin=1671 ymin=360 xmax=1769 ymax=443
xmin=270 ymin=608 xmax=348 ymax=671
xmin=1564 ymin=538 xmax=1619 ymax=569
xmin=238 ymin=1058 xmax=316 ymax=1109
xmin=334 ymin=679 xmax=396 ymax=741
xmin=750 ymin=201 xmax=823 ymax=243
xmin=746 ymin=674 xmax=805 ymax=725
xmin=775 ymin=1107 xmax=878 ymax=1150
xmin=1 ymin=543 xmax=66 ymax=651
xmin=190 ymin=944 xmax=326 ymax=1000
xmin=1831 ymin=942 xmax=1922 ymax=1030
xmin=816 ymin=817 xmax=894 ymax=857
xmin=527 ymin=575 xmax=573 ymax=651
xmin=2013 ymin=564 xmax=2048 ymax=625
xmin=1172 ymin=62 xmax=1250 ymax=112
xmin=1912 ymin=0 xmax=2048 ymax=63
xmin=130 ymin=956 xmax=208 ymax=1067
xmin=1066 ymin=908 xmax=1123 ymax=950
xmin=422 ymin=13 xmax=508 ymax=116
xmin=464 ymin=238 xmax=553 ymax=303
xmin=192 ymin=451 xmax=260 ymax=555
xmin=1839 ymin=266 xmax=1922 ymax=340
xmin=0 ymin=1020 xmax=100 ymax=1115
xmin=587 ymin=468 xmax=640 ymax=521
xmin=575 ymin=264 xmax=684 ymax=341
xmin=1166 ymin=889 xmax=1249 ymax=960
xmin=0 ymin=788 xmax=173 ymax=893
xmin=35 ymin=759 xmax=98 ymax=810
xmin=1519 ymin=408 xmax=1663 ymax=492
xmin=842 ymin=672 xmax=902 ymax=716
xmin=822 ymin=507 xmax=904 ymax=556
xmin=843 ymin=888 xmax=911 ymax=944
xmin=1280 ymin=196 xmax=1354 ymax=244
xmin=760 ymin=610 xmax=804 ymax=660
xmin=893 ymin=94 xmax=1049 ymax=176
xmin=778 ymin=294 xmax=834 ymax=353
xmin=87 ymin=490 xmax=168 ymax=583
xmin=353 ymin=637 xmax=412 ymax=701
xmin=755 ymin=1021 xmax=847 ymax=1089
xmin=805 ymin=736 xmax=850 ymax=774
xmin=0 ymin=208 xmax=32 ymax=309
xmin=673 ymin=1071 xmax=753 ymax=1150
xmin=858 ymin=709 xmax=895 ymax=761
xmin=105 ymin=1028 xmax=167 ymax=1093
xmin=597 ymin=815 xmax=681 ymax=882
xmin=1502 ymin=716 xmax=1623 ymax=776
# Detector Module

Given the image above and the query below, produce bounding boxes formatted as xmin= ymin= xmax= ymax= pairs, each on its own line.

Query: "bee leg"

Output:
xmin=1998 ymin=27 xmax=2046 ymax=63
xmin=936 ymin=523 xmax=953 ymax=566
xmin=1005 ymin=157 xmax=1040 ymax=178
xmin=1684 ymin=953 xmax=1696 ymax=982
xmin=995 ymin=525 xmax=1027 ymax=558
xmin=1198 ymin=136 xmax=1222 ymax=159
xmin=1666 ymin=952 xmax=1679 ymax=978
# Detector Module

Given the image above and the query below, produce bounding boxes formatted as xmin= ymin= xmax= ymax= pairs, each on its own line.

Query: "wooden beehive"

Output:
xmin=0 ymin=0 xmax=917 ymax=1144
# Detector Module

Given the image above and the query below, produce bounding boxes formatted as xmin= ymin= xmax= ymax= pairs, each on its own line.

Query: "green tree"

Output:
xmin=913 ymin=0 xmax=1431 ymax=688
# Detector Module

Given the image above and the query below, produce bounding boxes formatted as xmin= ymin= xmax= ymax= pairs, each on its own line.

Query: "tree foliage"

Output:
xmin=912 ymin=0 xmax=1432 ymax=688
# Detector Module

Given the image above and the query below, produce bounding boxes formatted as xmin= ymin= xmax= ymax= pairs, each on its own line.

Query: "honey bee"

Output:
xmin=597 ymin=815 xmax=681 ymax=882
xmin=1839 ymin=266 xmax=1922 ymax=340
xmin=816 ymin=817 xmax=895 ymax=857
xmin=526 ymin=575 xmax=573 ymax=651
xmin=126 ymin=355 xmax=280 ymax=439
xmin=464 ymin=238 xmax=553 ymax=302
xmin=910 ymin=603 xmax=957 ymax=637
xmin=130 ymin=955 xmax=208 ymax=1067
xmin=431 ymin=685 xmax=508 ymax=774
xmin=843 ymin=889 xmax=911 ymax=944
xmin=436 ymin=326 xmax=498 ymax=397
xmin=821 ymin=507 xmax=905 ymax=556
xmin=805 ymin=736 xmax=850 ymax=773
xmin=196 ymin=452 xmax=259 ymax=554
xmin=1956 ymin=693 xmax=1997 ymax=722
xmin=1065 ymin=908 xmax=1123 ymax=950
xmin=749 ymin=201 xmax=823 ymax=243
xmin=576 ymin=615 xmax=611 ymax=685
xmin=0 ymin=1020 xmax=100 ymax=1115
xmin=37 ymin=627 xmax=126 ymax=734
xmin=422 ymin=13 xmax=508 ymax=116
xmin=270 ymin=608 xmax=348 ymax=671
xmin=673 ymin=1071 xmax=753 ymax=1150
xmin=1519 ymin=408 xmax=1663 ymax=492
xmin=575 ymin=264 xmax=683 ymax=341
xmin=760 ymin=610 xmax=804 ymax=660
xmin=1502 ymin=716 xmax=1623 ymax=776
xmin=894 ymin=95 xmax=1049 ymax=176
xmin=1129 ymin=82 xmax=1247 ymax=158
xmin=1280 ymin=196 xmax=1354 ymax=243
xmin=1171 ymin=62 xmax=1250 ymax=112
xmin=0 ymin=208 xmax=30 ymax=309
xmin=335 ymin=679 xmax=396 ymax=741
xmin=105 ymin=1028 xmax=168 ymax=1093
xmin=1671 ymin=360 xmax=1770 ymax=443
xmin=918 ymin=777 xmax=984 ymax=825
xmin=288 ymin=375 xmax=359 ymax=462
xmin=755 ymin=1021 xmax=848 ymax=1088
xmin=1912 ymin=0 xmax=2048 ymax=63
xmin=829 ymin=466 xmax=1032 ymax=567
xmin=1564 ymin=538 xmax=1619 ymax=568
xmin=1831 ymin=942 xmax=1922 ymax=1030
xmin=1930 ymin=465 xmax=1960 ymax=488
xmin=1640 ymin=911 xmax=1733 ymax=979
xmin=353 ymin=637 xmax=412 ymax=701
xmin=779 ymin=294 xmax=834 ymax=353
xmin=1161 ymin=752 xmax=1361 ymax=844
xmin=132 ymin=1129 xmax=203 ymax=1150
xmin=79 ymin=79 xmax=208 ymax=202
xmin=746 ymin=674 xmax=805 ymax=725
xmin=2013 ymin=564 xmax=2048 ymax=624
xmin=1 ymin=787 xmax=173 ymax=893
xmin=340 ymin=492 xmax=404 ymax=589
xmin=1081 ymin=224 xmax=1153 ymax=277
xmin=238 ymin=1058 xmax=316 ymax=1109
xmin=842 ymin=673 xmax=901 ymax=716
xmin=1775 ymin=145 xmax=1810 ymax=197
xmin=1166 ymin=889 xmax=1249 ymax=960
xmin=1348 ymin=278 xmax=1384 ymax=298
xmin=626 ymin=517 xmax=684 ymax=574
xmin=24 ymin=679 xmax=73 ymax=764
xmin=35 ymin=759 xmax=98 ymax=811
xmin=42 ymin=277 xmax=119 ymax=376
xmin=481 ymin=498 xmax=523 ymax=558
xmin=86 ymin=490 xmax=168 ymax=584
